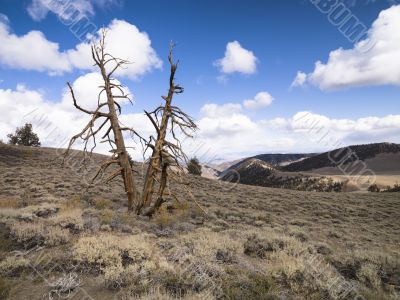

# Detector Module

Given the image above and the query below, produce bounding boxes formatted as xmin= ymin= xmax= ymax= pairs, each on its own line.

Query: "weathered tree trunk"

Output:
xmin=142 ymin=162 xmax=169 ymax=217
xmin=99 ymin=64 xmax=137 ymax=211
xmin=140 ymin=92 xmax=172 ymax=211
xmin=63 ymin=31 xmax=141 ymax=212
xmin=138 ymin=44 xmax=196 ymax=216
xmin=138 ymin=48 xmax=178 ymax=215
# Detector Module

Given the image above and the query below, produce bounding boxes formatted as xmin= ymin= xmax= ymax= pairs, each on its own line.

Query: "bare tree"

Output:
xmin=63 ymin=30 xmax=143 ymax=211
xmin=137 ymin=43 xmax=197 ymax=216
xmin=63 ymin=34 xmax=197 ymax=216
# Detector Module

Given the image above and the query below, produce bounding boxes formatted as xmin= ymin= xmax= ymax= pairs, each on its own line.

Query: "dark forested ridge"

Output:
xmin=282 ymin=142 xmax=400 ymax=172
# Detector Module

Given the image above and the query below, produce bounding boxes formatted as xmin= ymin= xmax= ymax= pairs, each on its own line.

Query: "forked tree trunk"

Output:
xmin=137 ymin=45 xmax=196 ymax=216
xmin=140 ymin=99 xmax=171 ymax=211
xmin=138 ymin=50 xmax=179 ymax=215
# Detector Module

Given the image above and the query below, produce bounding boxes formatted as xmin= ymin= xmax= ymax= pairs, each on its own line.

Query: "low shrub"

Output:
xmin=93 ymin=198 xmax=112 ymax=210
xmin=0 ymin=256 xmax=29 ymax=276
xmin=10 ymin=221 xmax=70 ymax=247
xmin=243 ymin=234 xmax=284 ymax=258
xmin=357 ymin=263 xmax=381 ymax=289
xmin=221 ymin=269 xmax=277 ymax=300
xmin=74 ymin=233 xmax=158 ymax=289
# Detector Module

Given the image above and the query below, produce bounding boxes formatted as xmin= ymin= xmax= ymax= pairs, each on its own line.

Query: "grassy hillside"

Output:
xmin=0 ymin=144 xmax=399 ymax=299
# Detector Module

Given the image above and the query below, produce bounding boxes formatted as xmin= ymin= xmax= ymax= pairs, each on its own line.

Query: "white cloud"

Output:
xmin=27 ymin=0 xmax=53 ymax=21
xmin=243 ymin=92 xmax=274 ymax=110
xmin=0 ymin=18 xmax=162 ymax=79
xmin=27 ymin=0 xmax=120 ymax=22
xmin=201 ymin=91 xmax=274 ymax=118
xmin=296 ymin=5 xmax=400 ymax=90
xmin=59 ymin=72 xmax=131 ymax=113
xmin=1 ymin=82 xmax=399 ymax=161
xmin=196 ymin=103 xmax=271 ymax=159
xmin=0 ymin=74 xmax=151 ymax=160
xmin=201 ymin=103 xmax=242 ymax=118
xmin=214 ymin=41 xmax=258 ymax=75
xmin=68 ymin=20 xmax=162 ymax=79
xmin=290 ymin=71 xmax=307 ymax=89
xmin=0 ymin=13 xmax=9 ymax=24
xmin=266 ymin=111 xmax=400 ymax=147
xmin=0 ymin=21 xmax=71 ymax=74
xmin=193 ymin=104 xmax=400 ymax=160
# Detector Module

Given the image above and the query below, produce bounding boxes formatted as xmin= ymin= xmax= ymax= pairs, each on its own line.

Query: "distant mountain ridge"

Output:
xmin=220 ymin=158 xmax=275 ymax=186
xmin=219 ymin=142 xmax=400 ymax=192
xmin=220 ymin=157 xmax=343 ymax=192
xmin=252 ymin=153 xmax=318 ymax=166
xmin=220 ymin=153 xmax=316 ymax=177
xmin=282 ymin=142 xmax=400 ymax=172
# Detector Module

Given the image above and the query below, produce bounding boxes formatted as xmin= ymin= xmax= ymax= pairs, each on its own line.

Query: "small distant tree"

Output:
xmin=384 ymin=184 xmax=400 ymax=192
xmin=368 ymin=184 xmax=380 ymax=193
xmin=187 ymin=157 xmax=202 ymax=176
xmin=7 ymin=123 xmax=41 ymax=147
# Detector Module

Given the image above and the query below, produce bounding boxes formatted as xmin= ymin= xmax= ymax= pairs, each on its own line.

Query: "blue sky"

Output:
xmin=0 ymin=0 xmax=399 ymax=161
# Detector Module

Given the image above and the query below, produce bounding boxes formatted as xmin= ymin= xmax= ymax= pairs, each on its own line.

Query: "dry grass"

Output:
xmin=49 ymin=208 xmax=84 ymax=230
xmin=0 ymin=197 xmax=20 ymax=209
xmin=0 ymin=256 xmax=29 ymax=276
xmin=93 ymin=198 xmax=113 ymax=210
xmin=0 ymin=144 xmax=399 ymax=299
xmin=10 ymin=221 xmax=70 ymax=246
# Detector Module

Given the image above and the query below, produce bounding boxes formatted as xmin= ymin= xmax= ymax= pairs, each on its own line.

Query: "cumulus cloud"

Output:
xmin=294 ymin=5 xmax=400 ymax=90
xmin=59 ymin=72 xmax=131 ymax=113
xmin=201 ymin=90 xmax=273 ymax=121
xmin=196 ymin=103 xmax=272 ymax=159
xmin=290 ymin=71 xmax=307 ymax=89
xmin=243 ymin=92 xmax=274 ymax=109
xmin=266 ymin=111 xmax=400 ymax=148
xmin=67 ymin=19 xmax=162 ymax=79
xmin=214 ymin=41 xmax=258 ymax=75
xmin=0 ymin=21 xmax=71 ymax=74
xmin=193 ymin=104 xmax=400 ymax=160
xmin=27 ymin=0 xmax=120 ymax=22
xmin=200 ymin=103 xmax=242 ymax=118
xmin=0 ymin=18 xmax=162 ymax=79
xmin=0 ymin=74 xmax=152 ymax=160
xmin=1 ymin=82 xmax=399 ymax=161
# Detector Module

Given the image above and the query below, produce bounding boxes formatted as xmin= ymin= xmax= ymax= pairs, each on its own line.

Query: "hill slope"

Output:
xmin=252 ymin=153 xmax=317 ymax=166
xmin=0 ymin=144 xmax=399 ymax=299
xmin=220 ymin=158 xmax=275 ymax=186
xmin=221 ymin=143 xmax=400 ymax=191
xmin=282 ymin=142 xmax=400 ymax=172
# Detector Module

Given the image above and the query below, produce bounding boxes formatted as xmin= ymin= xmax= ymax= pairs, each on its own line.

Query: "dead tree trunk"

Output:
xmin=138 ymin=43 xmax=197 ymax=216
xmin=63 ymin=31 xmax=142 ymax=211
xmin=95 ymin=45 xmax=137 ymax=210
xmin=139 ymin=48 xmax=179 ymax=213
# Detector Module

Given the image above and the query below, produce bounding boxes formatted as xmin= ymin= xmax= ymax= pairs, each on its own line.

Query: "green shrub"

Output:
xmin=368 ymin=184 xmax=380 ymax=193
xmin=7 ymin=123 xmax=41 ymax=147
xmin=187 ymin=157 xmax=202 ymax=176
